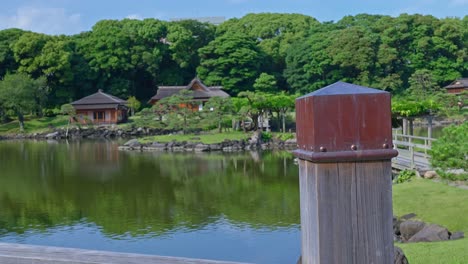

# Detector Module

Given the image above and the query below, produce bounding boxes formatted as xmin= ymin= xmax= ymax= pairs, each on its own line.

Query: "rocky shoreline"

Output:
xmin=0 ymin=126 xmax=171 ymax=140
xmin=118 ymin=137 xmax=298 ymax=152
xmin=1 ymin=127 xmax=299 ymax=152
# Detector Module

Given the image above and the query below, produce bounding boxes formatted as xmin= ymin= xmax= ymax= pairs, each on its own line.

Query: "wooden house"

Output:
xmin=444 ymin=78 xmax=468 ymax=95
xmin=71 ymin=90 xmax=128 ymax=125
xmin=149 ymin=78 xmax=230 ymax=111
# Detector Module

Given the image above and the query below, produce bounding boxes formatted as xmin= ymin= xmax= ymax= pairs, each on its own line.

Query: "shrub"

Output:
xmin=261 ymin=131 xmax=273 ymax=142
xmin=275 ymin=132 xmax=295 ymax=141
xmin=430 ymin=122 xmax=467 ymax=171
xmin=393 ymin=170 xmax=416 ymax=184
xmin=436 ymin=170 xmax=468 ymax=181
xmin=43 ymin=108 xmax=60 ymax=117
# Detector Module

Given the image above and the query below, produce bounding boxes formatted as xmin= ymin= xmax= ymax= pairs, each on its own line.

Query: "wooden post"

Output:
xmin=293 ymin=82 xmax=398 ymax=264
xmin=408 ymin=118 xmax=414 ymax=136
xmin=427 ymin=115 xmax=433 ymax=141
xmin=402 ymin=118 xmax=407 ymax=135
xmin=409 ymin=137 xmax=415 ymax=169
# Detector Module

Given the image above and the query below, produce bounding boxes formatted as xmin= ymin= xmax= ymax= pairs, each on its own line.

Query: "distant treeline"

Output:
xmin=0 ymin=13 xmax=466 ymax=107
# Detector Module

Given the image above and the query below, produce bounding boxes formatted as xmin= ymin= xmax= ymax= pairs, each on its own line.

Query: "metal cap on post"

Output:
xmin=293 ymin=82 xmax=398 ymax=264
xmin=293 ymin=81 xmax=398 ymax=162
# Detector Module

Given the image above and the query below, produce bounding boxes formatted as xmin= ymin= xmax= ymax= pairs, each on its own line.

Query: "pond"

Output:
xmin=0 ymin=140 xmax=300 ymax=264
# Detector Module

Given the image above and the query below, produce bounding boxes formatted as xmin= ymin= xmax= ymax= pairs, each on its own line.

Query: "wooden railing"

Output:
xmin=392 ymin=134 xmax=436 ymax=170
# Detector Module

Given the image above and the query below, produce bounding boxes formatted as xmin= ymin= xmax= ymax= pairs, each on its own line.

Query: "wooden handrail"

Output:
xmin=392 ymin=133 xmax=436 ymax=141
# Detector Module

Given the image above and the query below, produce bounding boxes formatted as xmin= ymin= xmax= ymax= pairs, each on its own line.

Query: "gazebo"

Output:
xmin=71 ymin=90 xmax=128 ymax=125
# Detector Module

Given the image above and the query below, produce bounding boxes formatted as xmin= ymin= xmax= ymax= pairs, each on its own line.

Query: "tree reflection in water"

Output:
xmin=0 ymin=140 xmax=299 ymax=238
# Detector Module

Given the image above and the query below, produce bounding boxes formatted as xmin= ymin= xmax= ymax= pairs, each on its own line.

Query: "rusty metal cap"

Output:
xmin=294 ymin=82 xmax=397 ymax=163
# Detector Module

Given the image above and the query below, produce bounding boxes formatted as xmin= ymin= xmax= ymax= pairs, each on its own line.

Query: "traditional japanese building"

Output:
xmin=71 ymin=90 xmax=128 ymax=125
xmin=444 ymin=78 xmax=468 ymax=95
xmin=149 ymin=78 xmax=230 ymax=111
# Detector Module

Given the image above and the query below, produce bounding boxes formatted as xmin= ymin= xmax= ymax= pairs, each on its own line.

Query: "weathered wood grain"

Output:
xmin=298 ymin=161 xmax=394 ymax=264
xmin=0 ymin=243 xmax=251 ymax=264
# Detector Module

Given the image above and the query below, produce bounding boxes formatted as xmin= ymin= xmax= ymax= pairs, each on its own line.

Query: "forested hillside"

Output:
xmin=0 ymin=13 xmax=466 ymax=108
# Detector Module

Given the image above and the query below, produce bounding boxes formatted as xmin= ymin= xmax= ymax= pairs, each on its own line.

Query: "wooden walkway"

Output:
xmin=0 ymin=243 xmax=251 ymax=264
xmin=392 ymin=134 xmax=435 ymax=171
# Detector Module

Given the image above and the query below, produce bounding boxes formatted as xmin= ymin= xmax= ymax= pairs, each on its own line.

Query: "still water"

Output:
xmin=0 ymin=140 xmax=300 ymax=264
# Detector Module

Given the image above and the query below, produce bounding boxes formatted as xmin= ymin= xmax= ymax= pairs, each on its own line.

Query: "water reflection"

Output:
xmin=0 ymin=140 xmax=300 ymax=263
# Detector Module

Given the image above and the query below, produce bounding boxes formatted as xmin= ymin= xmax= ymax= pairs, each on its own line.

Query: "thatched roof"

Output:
xmin=444 ymin=78 xmax=468 ymax=90
xmin=149 ymin=78 xmax=229 ymax=103
xmin=71 ymin=90 xmax=127 ymax=110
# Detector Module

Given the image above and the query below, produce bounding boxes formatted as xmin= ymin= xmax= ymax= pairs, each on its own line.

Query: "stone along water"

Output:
xmin=0 ymin=140 xmax=300 ymax=264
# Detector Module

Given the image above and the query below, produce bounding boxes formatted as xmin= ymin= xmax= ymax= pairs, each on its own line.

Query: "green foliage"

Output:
xmin=433 ymin=91 xmax=468 ymax=118
xmin=284 ymin=14 xmax=467 ymax=95
xmin=197 ymin=33 xmax=265 ymax=94
xmin=155 ymin=90 xmax=201 ymax=134
xmin=140 ymin=131 xmax=249 ymax=144
xmin=0 ymin=13 xmax=466 ymax=116
xmin=60 ymin=104 xmax=75 ymax=116
xmin=430 ymin=122 xmax=468 ymax=171
xmin=261 ymin=131 xmax=273 ymax=142
xmin=0 ymin=73 xmax=48 ymax=130
xmin=392 ymin=97 xmax=430 ymax=117
xmin=166 ymin=20 xmax=215 ymax=72
xmin=203 ymin=96 xmax=234 ymax=133
xmin=436 ymin=170 xmax=468 ymax=181
xmin=126 ymin=108 xmax=162 ymax=129
xmin=253 ymin=73 xmax=278 ymax=93
xmin=273 ymin=132 xmax=295 ymax=141
xmin=393 ymin=169 xmax=416 ymax=184
xmin=238 ymin=91 xmax=269 ymax=130
xmin=407 ymin=69 xmax=440 ymax=99
xmin=0 ymin=115 xmax=69 ymax=134
xmin=266 ymin=92 xmax=296 ymax=132
xmin=0 ymin=28 xmax=26 ymax=77
xmin=127 ymin=96 xmax=141 ymax=116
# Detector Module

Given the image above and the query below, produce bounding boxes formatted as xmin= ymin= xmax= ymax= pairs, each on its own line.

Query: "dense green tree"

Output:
xmin=284 ymin=13 xmax=467 ymax=95
xmin=0 ymin=73 xmax=47 ymax=130
xmin=407 ymin=69 xmax=439 ymax=99
xmin=0 ymin=28 xmax=27 ymax=77
xmin=231 ymin=97 xmax=249 ymax=131
xmin=217 ymin=13 xmax=320 ymax=92
xmin=204 ymin=96 xmax=234 ymax=133
xmin=197 ymin=33 xmax=265 ymax=94
xmin=253 ymin=73 xmax=277 ymax=93
xmin=284 ymin=31 xmax=336 ymax=93
xmin=267 ymin=93 xmax=296 ymax=133
xmin=238 ymin=91 xmax=269 ymax=130
xmin=12 ymin=32 xmax=51 ymax=77
xmin=78 ymin=19 xmax=168 ymax=99
xmin=0 ymin=13 xmax=466 ymax=112
xmin=166 ymin=20 xmax=215 ymax=73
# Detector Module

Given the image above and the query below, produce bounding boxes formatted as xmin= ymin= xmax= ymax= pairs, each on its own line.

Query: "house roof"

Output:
xmin=444 ymin=78 xmax=468 ymax=89
xmin=73 ymin=104 xmax=126 ymax=110
xmin=71 ymin=90 xmax=127 ymax=106
xmin=150 ymin=78 xmax=230 ymax=102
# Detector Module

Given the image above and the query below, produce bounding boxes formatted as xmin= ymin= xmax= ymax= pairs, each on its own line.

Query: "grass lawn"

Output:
xmin=0 ymin=116 xmax=69 ymax=134
xmin=139 ymin=131 xmax=250 ymax=144
xmin=393 ymin=178 xmax=468 ymax=264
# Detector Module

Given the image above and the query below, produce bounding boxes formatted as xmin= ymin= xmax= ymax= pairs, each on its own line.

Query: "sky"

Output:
xmin=0 ymin=0 xmax=467 ymax=35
